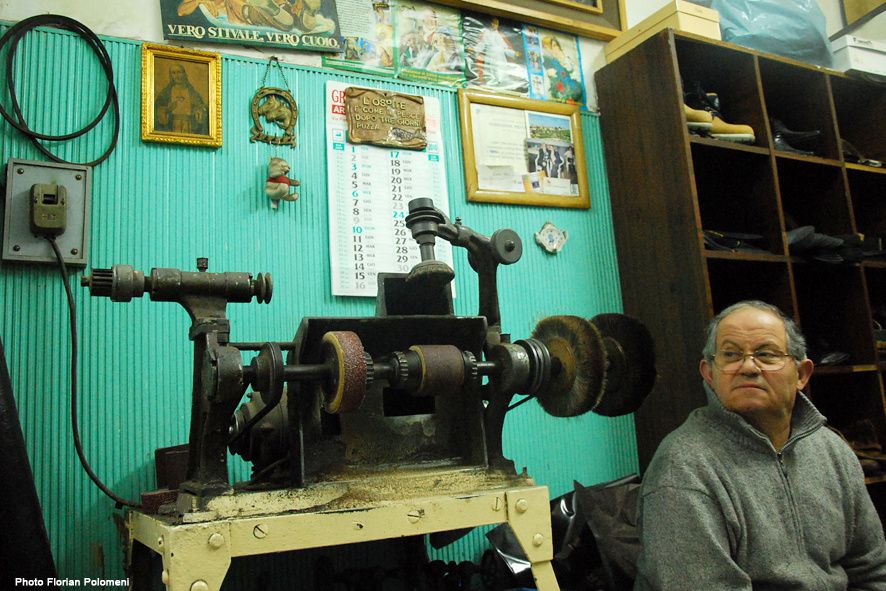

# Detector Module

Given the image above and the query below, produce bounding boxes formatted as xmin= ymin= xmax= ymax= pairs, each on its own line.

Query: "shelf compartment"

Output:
xmin=794 ymin=264 xmax=875 ymax=366
xmin=706 ymin=259 xmax=793 ymax=315
xmin=693 ymin=144 xmax=782 ymax=254
xmin=809 ymin=371 xmax=885 ymax=435
xmin=830 ymin=75 xmax=886 ymax=164
xmin=776 ymin=158 xmax=852 ymax=235
xmin=675 ymin=38 xmax=766 ymax=149
xmin=849 ymin=169 xmax=886 ymax=240
xmin=759 ymin=58 xmax=838 ymax=160
xmin=864 ymin=267 xmax=886 ymax=339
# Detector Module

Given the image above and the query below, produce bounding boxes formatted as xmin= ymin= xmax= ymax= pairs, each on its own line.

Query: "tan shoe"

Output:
xmin=684 ymin=104 xmax=713 ymax=131
xmin=711 ymin=116 xmax=755 ymax=143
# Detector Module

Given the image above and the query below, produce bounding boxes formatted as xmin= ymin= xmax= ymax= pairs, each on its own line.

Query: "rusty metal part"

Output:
xmin=81 ymin=260 xmax=271 ymax=496
xmin=405 ymin=198 xmax=521 ymax=330
xmin=321 ymin=331 xmax=368 ymax=414
xmin=588 ymin=313 xmax=656 ymax=416
xmin=531 ymin=316 xmax=606 ymax=418
xmin=408 ymin=345 xmax=465 ymax=397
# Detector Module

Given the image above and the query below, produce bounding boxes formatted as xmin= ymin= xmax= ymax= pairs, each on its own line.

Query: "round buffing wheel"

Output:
xmin=320 ymin=331 xmax=368 ymax=413
xmin=531 ymin=315 xmax=606 ymax=417
xmin=589 ymin=313 xmax=656 ymax=416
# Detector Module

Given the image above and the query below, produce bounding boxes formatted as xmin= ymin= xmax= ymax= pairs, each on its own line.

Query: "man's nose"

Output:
xmin=738 ymin=354 xmax=762 ymax=374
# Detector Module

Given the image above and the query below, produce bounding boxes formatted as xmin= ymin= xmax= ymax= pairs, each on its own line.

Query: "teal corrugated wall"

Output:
xmin=0 ymin=23 xmax=636 ymax=587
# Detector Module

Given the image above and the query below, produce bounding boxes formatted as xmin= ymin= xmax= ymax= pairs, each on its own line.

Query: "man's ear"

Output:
xmin=796 ymin=358 xmax=814 ymax=391
xmin=700 ymin=358 xmax=714 ymax=387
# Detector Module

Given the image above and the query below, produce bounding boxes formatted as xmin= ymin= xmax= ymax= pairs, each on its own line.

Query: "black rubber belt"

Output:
xmin=0 ymin=14 xmax=120 ymax=167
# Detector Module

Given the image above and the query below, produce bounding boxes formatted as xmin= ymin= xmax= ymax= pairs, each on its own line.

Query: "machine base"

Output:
xmin=126 ymin=468 xmax=561 ymax=590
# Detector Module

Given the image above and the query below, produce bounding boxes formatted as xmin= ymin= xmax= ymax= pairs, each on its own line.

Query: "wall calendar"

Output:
xmin=325 ymin=80 xmax=454 ymax=297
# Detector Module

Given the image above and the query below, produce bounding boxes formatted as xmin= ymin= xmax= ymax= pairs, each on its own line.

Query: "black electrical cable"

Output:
xmin=506 ymin=393 xmax=535 ymax=412
xmin=46 ymin=238 xmax=140 ymax=509
xmin=0 ymin=15 xmax=120 ymax=167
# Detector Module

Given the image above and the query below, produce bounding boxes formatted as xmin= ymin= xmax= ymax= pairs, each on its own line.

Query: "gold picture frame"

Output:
xmin=539 ymin=0 xmax=603 ymax=16
xmin=141 ymin=43 xmax=222 ymax=148
xmin=458 ymin=89 xmax=590 ymax=209
xmin=432 ymin=0 xmax=624 ymax=41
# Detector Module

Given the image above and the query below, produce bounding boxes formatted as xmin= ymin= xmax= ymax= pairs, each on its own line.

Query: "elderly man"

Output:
xmin=635 ymin=300 xmax=886 ymax=590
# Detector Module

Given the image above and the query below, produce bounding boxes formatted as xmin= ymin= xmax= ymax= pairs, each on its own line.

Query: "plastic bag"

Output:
xmin=690 ymin=0 xmax=833 ymax=67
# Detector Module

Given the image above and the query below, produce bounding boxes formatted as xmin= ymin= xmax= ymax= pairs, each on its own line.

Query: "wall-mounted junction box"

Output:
xmin=2 ymin=158 xmax=91 ymax=267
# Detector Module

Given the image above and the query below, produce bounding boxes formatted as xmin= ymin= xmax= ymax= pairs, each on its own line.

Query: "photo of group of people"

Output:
xmin=322 ymin=0 xmax=584 ymax=104
xmin=525 ymin=112 xmax=578 ymax=196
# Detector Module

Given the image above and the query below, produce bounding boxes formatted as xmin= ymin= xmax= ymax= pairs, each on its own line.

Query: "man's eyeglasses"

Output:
xmin=711 ymin=350 xmax=793 ymax=373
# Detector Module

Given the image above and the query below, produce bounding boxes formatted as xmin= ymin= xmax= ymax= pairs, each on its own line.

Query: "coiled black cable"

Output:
xmin=0 ymin=15 xmax=119 ymax=167
xmin=46 ymin=238 xmax=140 ymax=508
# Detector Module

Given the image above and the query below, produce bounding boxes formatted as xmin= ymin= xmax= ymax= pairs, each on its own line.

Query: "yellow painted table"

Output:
xmin=126 ymin=467 xmax=561 ymax=591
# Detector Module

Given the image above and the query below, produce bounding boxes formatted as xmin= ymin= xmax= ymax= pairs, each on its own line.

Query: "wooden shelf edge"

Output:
xmin=846 ymin=162 xmax=886 ymax=175
xmin=813 ymin=364 xmax=879 ymax=375
xmin=774 ymin=152 xmax=843 ymax=167
xmin=703 ymin=250 xmax=787 ymax=263
xmin=865 ymin=474 xmax=886 ymax=486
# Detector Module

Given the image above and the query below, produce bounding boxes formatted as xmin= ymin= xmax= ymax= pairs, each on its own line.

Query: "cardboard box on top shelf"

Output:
xmin=832 ymin=35 xmax=886 ymax=79
xmin=605 ymin=0 xmax=721 ymax=63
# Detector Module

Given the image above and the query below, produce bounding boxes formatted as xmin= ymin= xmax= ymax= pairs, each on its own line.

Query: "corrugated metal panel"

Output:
xmin=0 ymin=24 xmax=636 ymax=586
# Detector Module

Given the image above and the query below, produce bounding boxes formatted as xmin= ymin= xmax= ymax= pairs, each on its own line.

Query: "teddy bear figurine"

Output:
xmin=266 ymin=156 xmax=300 ymax=209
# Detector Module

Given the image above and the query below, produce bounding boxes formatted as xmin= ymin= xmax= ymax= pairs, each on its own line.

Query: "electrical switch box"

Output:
xmin=2 ymin=158 xmax=90 ymax=266
xmin=30 ymin=183 xmax=68 ymax=237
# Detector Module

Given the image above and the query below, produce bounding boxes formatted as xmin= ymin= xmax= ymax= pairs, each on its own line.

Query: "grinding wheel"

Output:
xmin=531 ymin=315 xmax=606 ymax=417
xmin=320 ymin=331 xmax=368 ymax=413
xmin=589 ymin=313 xmax=656 ymax=416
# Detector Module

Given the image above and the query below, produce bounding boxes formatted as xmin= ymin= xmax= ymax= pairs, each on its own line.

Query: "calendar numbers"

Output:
xmin=326 ymin=82 xmax=453 ymax=297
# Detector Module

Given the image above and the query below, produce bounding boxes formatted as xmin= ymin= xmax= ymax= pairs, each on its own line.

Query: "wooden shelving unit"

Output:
xmin=595 ymin=30 xmax=886 ymax=484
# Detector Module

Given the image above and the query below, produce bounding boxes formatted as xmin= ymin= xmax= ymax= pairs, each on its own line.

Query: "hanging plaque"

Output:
xmin=344 ymin=87 xmax=427 ymax=150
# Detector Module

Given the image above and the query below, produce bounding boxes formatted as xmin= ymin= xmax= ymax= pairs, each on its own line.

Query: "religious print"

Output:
xmin=463 ymin=13 xmax=529 ymax=95
xmin=523 ymin=26 xmax=585 ymax=105
xmin=160 ymin=0 xmax=344 ymax=52
xmin=394 ymin=0 xmax=465 ymax=87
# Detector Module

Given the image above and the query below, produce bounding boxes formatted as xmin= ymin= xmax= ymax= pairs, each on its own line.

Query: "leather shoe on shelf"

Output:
xmin=684 ymin=104 xmax=713 ymax=133
xmin=683 ymin=81 xmax=755 ymax=144
xmin=773 ymin=134 xmax=815 ymax=156
xmin=770 ymin=118 xmax=820 ymax=146
xmin=842 ymin=139 xmax=883 ymax=167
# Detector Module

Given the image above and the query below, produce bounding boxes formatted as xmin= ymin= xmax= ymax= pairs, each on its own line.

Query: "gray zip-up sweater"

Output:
xmin=634 ymin=384 xmax=886 ymax=590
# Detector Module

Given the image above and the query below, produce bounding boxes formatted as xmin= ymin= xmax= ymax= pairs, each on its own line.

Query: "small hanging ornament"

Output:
xmin=251 ymin=57 xmax=298 ymax=147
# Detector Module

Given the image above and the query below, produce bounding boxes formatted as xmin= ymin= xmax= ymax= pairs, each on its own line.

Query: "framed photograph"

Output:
xmin=141 ymin=43 xmax=222 ymax=148
xmin=431 ymin=0 xmax=624 ymax=41
xmin=458 ymin=88 xmax=589 ymax=209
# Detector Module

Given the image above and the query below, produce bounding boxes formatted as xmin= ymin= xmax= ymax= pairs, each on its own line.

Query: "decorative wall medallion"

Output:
xmin=250 ymin=57 xmax=298 ymax=147
xmin=535 ymin=221 xmax=568 ymax=253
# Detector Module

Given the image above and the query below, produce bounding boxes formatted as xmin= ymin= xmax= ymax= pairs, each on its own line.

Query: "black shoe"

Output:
xmin=770 ymin=118 xmax=820 ymax=146
xmin=842 ymin=139 xmax=883 ymax=167
xmin=773 ymin=134 xmax=815 ymax=156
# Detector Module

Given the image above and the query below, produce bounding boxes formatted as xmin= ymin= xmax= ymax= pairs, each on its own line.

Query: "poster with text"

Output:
xmin=523 ymin=26 xmax=585 ymax=104
xmin=161 ymin=0 xmax=344 ymax=52
xmin=394 ymin=1 xmax=465 ymax=87
xmin=323 ymin=0 xmax=394 ymax=75
xmin=463 ymin=12 xmax=528 ymax=95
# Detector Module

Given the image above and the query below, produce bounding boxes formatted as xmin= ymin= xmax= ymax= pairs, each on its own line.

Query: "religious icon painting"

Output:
xmin=141 ymin=43 xmax=222 ymax=147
